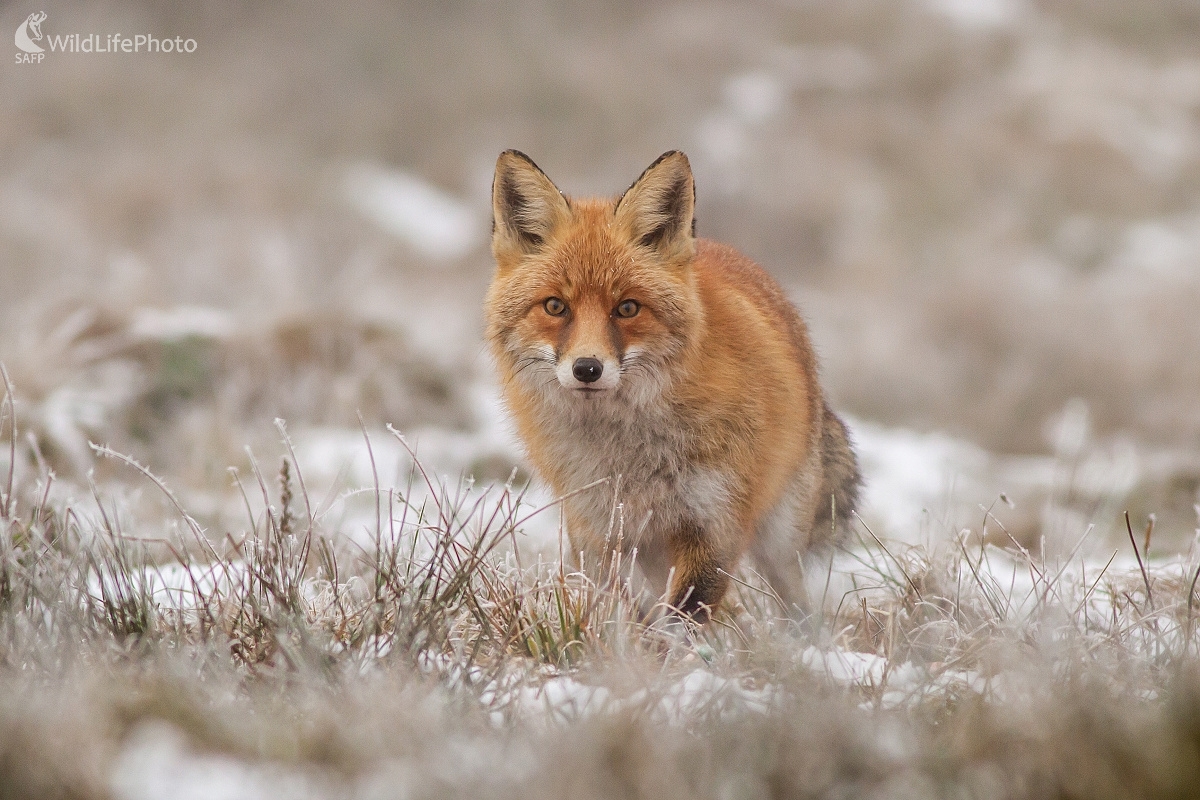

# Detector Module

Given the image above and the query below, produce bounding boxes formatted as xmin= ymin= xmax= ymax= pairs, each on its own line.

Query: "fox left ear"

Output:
xmin=492 ymin=150 xmax=571 ymax=266
xmin=615 ymin=151 xmax=696 ymax=262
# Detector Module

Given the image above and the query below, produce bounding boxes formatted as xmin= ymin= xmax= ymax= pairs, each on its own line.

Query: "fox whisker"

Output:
xmin=513 ymin=354 xmax=553 ymax=379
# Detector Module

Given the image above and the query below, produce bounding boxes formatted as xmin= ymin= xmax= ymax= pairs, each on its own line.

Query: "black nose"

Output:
xmin=572 ymin=357 xmax=603 ymax=384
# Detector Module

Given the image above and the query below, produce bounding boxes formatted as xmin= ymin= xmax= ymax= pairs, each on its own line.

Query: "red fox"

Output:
xmin=485 ymin=150 xmax=860 ymax=623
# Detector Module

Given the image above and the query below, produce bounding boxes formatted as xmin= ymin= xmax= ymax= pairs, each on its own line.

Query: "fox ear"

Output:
xmin=615 ymin=151 xmax=695 ymax=261
xmin=492 ymin=150 xmax=570 ymax=262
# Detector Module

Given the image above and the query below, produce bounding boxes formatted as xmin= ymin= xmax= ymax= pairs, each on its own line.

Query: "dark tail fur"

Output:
xmin=813 ymin=402 xmax=861 ymax=539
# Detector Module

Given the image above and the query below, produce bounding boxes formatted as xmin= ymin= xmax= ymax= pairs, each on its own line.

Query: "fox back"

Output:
xmin=484 ymin=150 xmax=859 ymax=622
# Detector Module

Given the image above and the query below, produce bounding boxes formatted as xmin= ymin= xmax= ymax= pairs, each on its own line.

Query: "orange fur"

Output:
xmin=485 ymin=150 xmax=860 ymax=623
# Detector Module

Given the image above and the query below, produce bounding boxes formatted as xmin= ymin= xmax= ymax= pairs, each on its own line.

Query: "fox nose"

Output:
xmin=572 ymin=357 xmax=604 ymax=384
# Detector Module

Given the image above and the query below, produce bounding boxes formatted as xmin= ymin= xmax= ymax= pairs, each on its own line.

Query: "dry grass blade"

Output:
xmin=1126 ymin=510 xmax=1154 ymax=609
xmin=89 ymin=442 xmax=220 ymax=563
xmin=853 ymin=511 xmax=922 ymax=603
xmin=1 ymin=364 xmax=15 ymax=520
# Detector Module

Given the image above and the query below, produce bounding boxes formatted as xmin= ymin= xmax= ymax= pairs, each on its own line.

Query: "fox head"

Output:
xmin=485 ymin=150 xmax=701 ymax=406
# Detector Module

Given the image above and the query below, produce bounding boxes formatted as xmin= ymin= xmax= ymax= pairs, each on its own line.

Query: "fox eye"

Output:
xmin=615 ymin=299 xmax=640 ymax=318
xmin=543 ymin=297 xmax=568 ymax=316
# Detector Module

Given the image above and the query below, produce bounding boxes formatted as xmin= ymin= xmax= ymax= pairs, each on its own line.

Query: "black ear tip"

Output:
xmin=497 ymin=149 xmax=540 ymax=170
xmin=646 ymin=150 xmax=690 ymax=172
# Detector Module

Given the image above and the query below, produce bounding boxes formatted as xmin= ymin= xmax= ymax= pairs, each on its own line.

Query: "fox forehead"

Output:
xmin=522 ymin=200 xmax=688 ymax=297
xmin=541 ymin=201 xmax=634 ymax=289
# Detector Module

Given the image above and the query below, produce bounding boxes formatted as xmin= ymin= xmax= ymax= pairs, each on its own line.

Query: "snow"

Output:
xmin=723 ymin=72 xmax=786 ymax=125
xmin=290 ymin=381 xmax=560 ymax=554
xmin=511 ymin=676 xmax=614 ymax=723
xmin=129 ymin=306 xmax=237 ymax=341
xmin=481 ymin=667 xmax=776 ymax=725
xmin=1110 ymin=219 xmax=1200 ymax=283
xmin=849 ymin=417 xmax=992 ymax=540
xmin=343 ymin=163 xmax=482 ymax=262
xmin=293 ymin=380 xmax=519 ymax=491
xmin=111 ymin=721 xmax=332 ymax=800
xmin=845 ymin=409 xmax=1161 ymax=547
xmin=655 ymin=669 xmax=775 ymax=717
xmin=800 ymin=645 xmax=895 ymax=686
xmin=925 ymin=0 xmax=1024 ymax=29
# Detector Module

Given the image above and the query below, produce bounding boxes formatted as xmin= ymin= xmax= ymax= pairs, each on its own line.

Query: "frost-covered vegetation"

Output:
xmin=3 ymin=0 xmax=1200 ymax=797
xmin=4 ymin=372 xmax=1200 ymax=799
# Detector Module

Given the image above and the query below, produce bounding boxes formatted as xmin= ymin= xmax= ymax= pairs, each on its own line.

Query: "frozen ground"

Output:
xmin=4 ymin=1 xmax=1200 ymax=797
xmin=6 ymin=340 xmax=1200 ymax=798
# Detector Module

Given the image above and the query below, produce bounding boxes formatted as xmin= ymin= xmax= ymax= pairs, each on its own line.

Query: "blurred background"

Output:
xmin=2 ymin=0 xmax=1198 ymax=554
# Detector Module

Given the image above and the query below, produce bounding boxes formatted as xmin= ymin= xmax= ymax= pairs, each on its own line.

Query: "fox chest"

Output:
xmin=531 ymin=405 xmax=734 ymax=547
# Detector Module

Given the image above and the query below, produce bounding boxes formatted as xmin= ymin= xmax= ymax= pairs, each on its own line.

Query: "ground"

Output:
xmin=2 ymin=1 xmax=1200 ymax=797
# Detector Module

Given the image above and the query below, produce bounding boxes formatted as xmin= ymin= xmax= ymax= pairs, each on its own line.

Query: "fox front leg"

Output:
xmin=666 ymin=519 xmax=733 ymax=623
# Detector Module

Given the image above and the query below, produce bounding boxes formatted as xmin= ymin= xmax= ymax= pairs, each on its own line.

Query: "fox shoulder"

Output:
xmin=691 ymin=239 xmax=822 ymax=387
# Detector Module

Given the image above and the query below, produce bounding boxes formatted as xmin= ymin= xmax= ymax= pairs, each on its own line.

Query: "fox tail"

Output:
xmin=813 ymin=403 xmax=861 ymax=541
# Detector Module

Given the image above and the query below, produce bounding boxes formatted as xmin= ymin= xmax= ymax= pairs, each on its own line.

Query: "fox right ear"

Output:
xmin=491 ymin=150 xmax=570 ymax=263
xmin=614 ymin=151 xmax=695 ymax=264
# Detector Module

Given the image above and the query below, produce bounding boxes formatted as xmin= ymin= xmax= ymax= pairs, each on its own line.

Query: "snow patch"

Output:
xmin=724 ymin=71 xmax=786 ymax=125
xmin=129 ymin=306 xmax=236 ymax=341
xmin=849 ymin=417 xmax=991 ymax=539
xmin=486 ymin=668 xmax=777 ymax=725
xmin=1110 ymin=220 xmax=1200 ymax=282
xmin=343 ymin=163 xmax=481 ymax=262
xmin=111 ymin=721 xmax=333 ymax=800
xmin=926 ymin=0 xmax=1024 ymax=29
